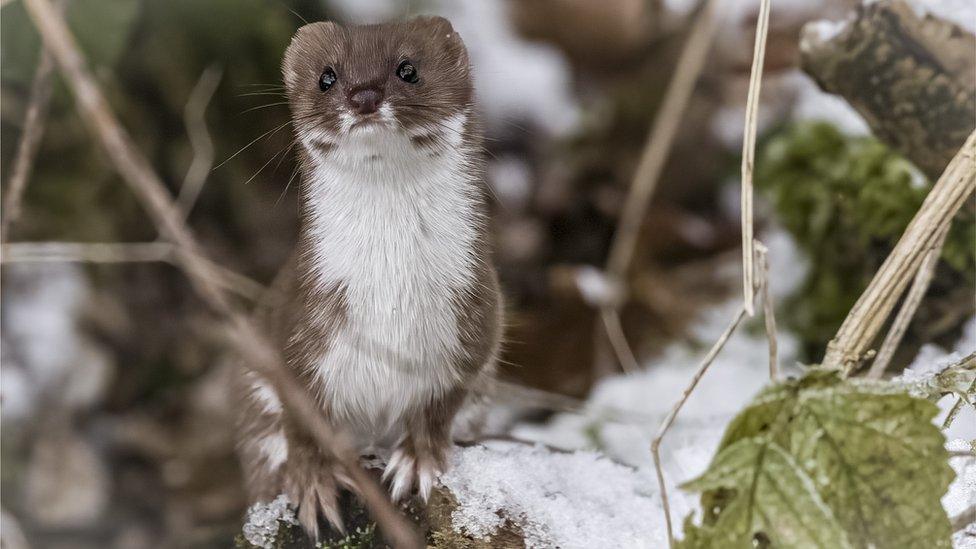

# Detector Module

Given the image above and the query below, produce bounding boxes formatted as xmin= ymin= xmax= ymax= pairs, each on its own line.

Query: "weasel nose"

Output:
xmin=348 ymin=88 xmax=383 ymax=115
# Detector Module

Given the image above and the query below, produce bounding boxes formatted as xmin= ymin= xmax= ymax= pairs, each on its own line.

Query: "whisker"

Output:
xmin=215 ymin=120 xmax=292 ymax=170
xmin=240 ymin=102 xmax=290 ymax=115
xmin=286 ymin=7 xmax=309 ymax=25
xmin=243 ymin=140 xmax=294 ymax=186
xmin=275 ymin=165 xmax=301 ymax=208
xmin=237 ymin=91 xmax=287 ymax=98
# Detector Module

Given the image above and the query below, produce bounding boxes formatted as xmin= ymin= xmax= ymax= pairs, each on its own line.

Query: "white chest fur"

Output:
xmin=301 ymin=113 xmax=480 ymax=447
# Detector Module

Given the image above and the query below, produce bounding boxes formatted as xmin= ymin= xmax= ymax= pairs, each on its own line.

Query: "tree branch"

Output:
xmin=1 ymin=40 xmax=56 ymax=241
xmin=20 ymin=0 xmax=421 ymax=545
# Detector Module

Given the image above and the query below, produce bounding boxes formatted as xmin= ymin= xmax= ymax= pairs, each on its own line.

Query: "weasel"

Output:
xmin=235 ymin=16 xmax=502 ymax=538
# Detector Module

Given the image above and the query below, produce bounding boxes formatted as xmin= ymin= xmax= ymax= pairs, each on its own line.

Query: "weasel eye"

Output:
xmin=319 ymin=67 xmax=337 ymax=92
xmin=397 ymin=60 xmax=419 ymax=84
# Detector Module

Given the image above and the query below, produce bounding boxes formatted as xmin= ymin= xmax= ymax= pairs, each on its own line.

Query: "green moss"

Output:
xmin=755 ymin=122 xmax=975 ymax=360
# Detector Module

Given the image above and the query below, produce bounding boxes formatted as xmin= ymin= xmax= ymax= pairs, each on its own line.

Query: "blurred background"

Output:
xmin=1 ymin=0 xmax=973 ymax=547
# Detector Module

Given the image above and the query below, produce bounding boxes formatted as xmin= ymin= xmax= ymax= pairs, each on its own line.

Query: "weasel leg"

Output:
xmin=383 ymin=388 xmax=465 ymax=502
xmin=282 ymin=437 xmax=351 ymax=539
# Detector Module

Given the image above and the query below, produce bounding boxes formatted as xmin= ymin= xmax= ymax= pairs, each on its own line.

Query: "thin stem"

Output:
xmin=604 ymin=0 xmax=722 ymax=278
xmin=2 ymin=241 xmax=267 ymax=303
xmin=601 ymin=307 xmax=640 ymax=374
xmin=739 ymin=0 xmax=772 ymax=316
xmin=755 ymin=241 xmax=779 ymax=380
xmin=176 ymin=65 xmax=222 ymax=221
xmin=941 ymin=377 xmax=976 ymax=430
xmin=651 ymin=305 xmax=749 ymax=547
xmin=824 ymin=130 xmax=976 ymax=373
xmin=866 ymin=225 xmax=950 ymax=379
xmin=1 ymin=38 xmax=56 ymax=241
xmin=595 ymin=0 xmax=722 ymax=377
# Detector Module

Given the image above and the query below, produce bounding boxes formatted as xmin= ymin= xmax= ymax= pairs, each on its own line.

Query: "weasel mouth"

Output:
xmin=349 ymin=115 xmax=386 ymax=131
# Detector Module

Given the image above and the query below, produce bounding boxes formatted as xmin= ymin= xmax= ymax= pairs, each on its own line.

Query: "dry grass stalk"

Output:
xmin=652 ymin=304 xmax=749 ymax=547
xmin=866 ymin=224 xmax=951 ymax=379
xmin=755 ymin=240 xmax=779 ymax=380
xmin=489 ymin=380 xmax=656 ymax=424
xmin=823 ymin=129 xmax=976 ymax=374
xmin=597 ymin=0 xmax=722 ymax=374
xmin=176 ymin=65 xmax=222 ymax=221
xmin=601 ymin=308 xmax=640 ymax=374
xmin=1 ymin=40 xmax=56 ymax=241
xmin=21 ymin=0 xmax=421 ymax=545
xmin=604 ymin=0 xmax=721 ymax=278
xmin=938 ymin=351 xmax=976 ymax=430
xmin=1 ymin=241 xmax=266 ymax=300
xmin=739 ymin=0 xmax=771 ymax=316
xmin=941 ymin=377 xmax=976 ymax=430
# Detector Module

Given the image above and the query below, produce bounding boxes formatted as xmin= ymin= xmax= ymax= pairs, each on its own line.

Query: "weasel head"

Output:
xmin=282 ymin=17 xmax=473 ymax=156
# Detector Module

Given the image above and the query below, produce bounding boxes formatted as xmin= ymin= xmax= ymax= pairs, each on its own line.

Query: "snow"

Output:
xmin=789 ymin=71 xmax=870 ymax=136
xmin=442 ymin=442 xmax=666 ymax=548
xmin=1 ymin=264 xmax=113 ymax=422
xmin=442 ymin=231 xmax=806 ymax=538
xmin=897 ymin=317 xmax=976 ymax=546
xmin=899 ymin=317 xmax=976 ymax=441
xmin=803 ymin=18 xmax=848 ymax=42
xmin=241 ymin=495 xmax=299 ymax=549
xmin=945 ymin=439 xmax=976 ymax=520
xmin=908 ymin=0 xmax=976 ymax=34
xmin=445 ymin=230 xmax=974 ymax=545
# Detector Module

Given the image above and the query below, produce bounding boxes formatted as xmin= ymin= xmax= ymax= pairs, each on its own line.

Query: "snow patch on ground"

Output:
xmin=442 ymin=442 xmax=666 ymax=548
xmin=899 ymin=317 xmax=976 ymax=442
xmin=442 ymin=228 xmax=800 ymax=540
xmin=241 ymin=495 xmax=298 ymax=549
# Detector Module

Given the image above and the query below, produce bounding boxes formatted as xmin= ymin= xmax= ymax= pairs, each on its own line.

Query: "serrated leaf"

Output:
xmin=791 ymin=383 xmax=953 ymax=548
xmin=682 ymin=439 xmax=853 ymax=549
xmin=679 ymin=369 xmax=954 ymax=548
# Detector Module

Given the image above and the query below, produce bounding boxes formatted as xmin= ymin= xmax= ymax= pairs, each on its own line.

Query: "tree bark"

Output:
xmin=799 ymin=0 xmax=976 ymax=179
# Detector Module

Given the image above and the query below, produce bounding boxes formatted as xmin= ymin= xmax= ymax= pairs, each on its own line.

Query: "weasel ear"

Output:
xmin=413 ymin=15 xmax=454 ymax=35
xmin=411 ymin=16 xmax=468 ymax=67
xmin=282 ymin=21 xmax=342 ymax=91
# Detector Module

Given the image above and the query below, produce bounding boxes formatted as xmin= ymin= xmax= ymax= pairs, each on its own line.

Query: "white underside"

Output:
xmin=297 ymin=107 xmax=479 ymax=452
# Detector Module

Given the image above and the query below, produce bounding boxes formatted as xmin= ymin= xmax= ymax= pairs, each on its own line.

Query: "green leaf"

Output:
xmin=682 ymin=439 xmax=852 ymax=549
xmin=679 ymin=369 xmax=954 ymax=549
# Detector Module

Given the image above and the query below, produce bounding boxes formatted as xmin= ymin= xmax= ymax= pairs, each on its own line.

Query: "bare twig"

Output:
xmin=942 ymin=376 xmax=976 ymax=430
xmin=176 ymin=65 xmax=222 ymax=221
xmin=651 ymin=304 xmax=749 ymax=548
xmin=596 ymin=0 xmax=722 ymax=374
xmin=823 ymin=130 xmax=976 ymax=374
xmin=601 ymin=308 xmax=640 ymax=374
xmin=605 ymin=0 xmax=721 ymax=279
xmin=489 ymin=380 xmax=656 ymax=425
xmin=649 ymin=2 xmax=772 ymax=542
xmin=21 ymin=0 xmax=421 ymax=545
xmin=1 ymin=241 xmax=266 ymax=300
xmin=740 ymin=0 xmax=771 ymax=316
xmin=755 ymin=240 xmax=779 ymax=380
xmin=866 ymin=225 xmax=951 ymax=379
xmin=1 ymin=43 xmax=56 ymax=241
xmin=951 ymin=505 xmax=976 ymax=533
xmin=3 ymin=241 xmax=172 ymax=263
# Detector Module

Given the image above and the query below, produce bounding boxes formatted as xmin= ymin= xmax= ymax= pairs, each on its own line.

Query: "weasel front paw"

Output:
xmin=283 ymin=452 xmax=351 ymax=540
xmin=382 ymin=438 xmax=449 ymax=503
